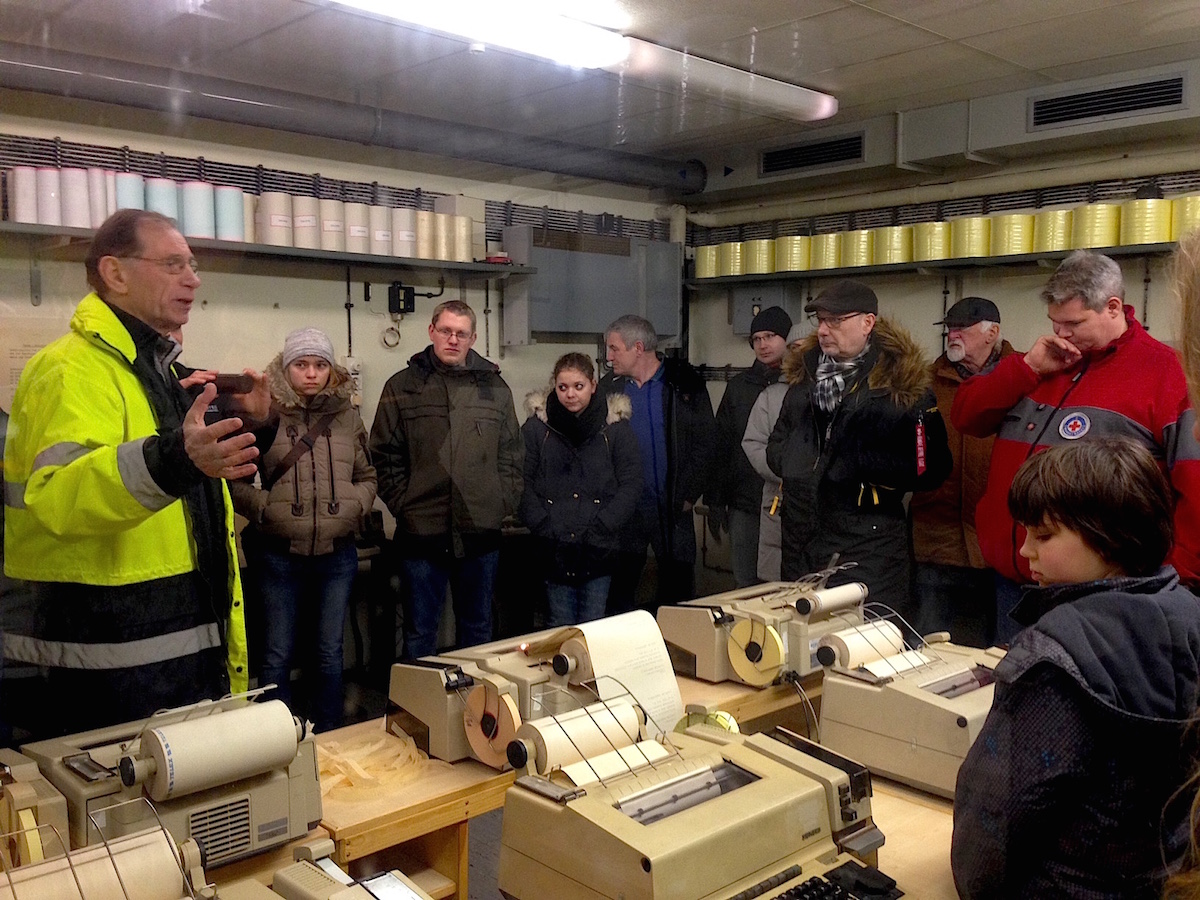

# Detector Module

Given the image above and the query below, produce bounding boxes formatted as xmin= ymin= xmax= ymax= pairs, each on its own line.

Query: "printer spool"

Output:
xmin=508 ymin=700 xmax=643 ymax=775
xmin=726 ymin=619 xmax=785 ymax=686
xmin=816 ymin=620 xmax=904 ymax=669
xmin=463 ymin=685 xmax=521 ymax=769
xmin=794 ymin=581 xmax=868 ymax=616
xmin=119 ymin=699 xmax=302 ymax=802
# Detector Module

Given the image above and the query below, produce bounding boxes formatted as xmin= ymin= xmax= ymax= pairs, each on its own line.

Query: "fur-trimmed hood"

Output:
xmin=781 ymin=317 xmax=933 ymax=409
xmin=523 ymin=388 xmax=631 ymax=425
xmin=265 ymin=352 xmax=354 ymax=412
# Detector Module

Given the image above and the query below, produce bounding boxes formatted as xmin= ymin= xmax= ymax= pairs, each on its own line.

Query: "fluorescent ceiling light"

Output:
xmin=330 ymin=0 xmax=631 ymax=69
xmin=329 ymin=0 xmax=837 ymax=122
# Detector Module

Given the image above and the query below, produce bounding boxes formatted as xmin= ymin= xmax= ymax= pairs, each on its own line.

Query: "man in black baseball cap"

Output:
xmin=936 ymin=297 xmax=1003 ymax=376
xmin=767 ymin=280 xmax=950 ymax=615
xmin=911 ymin=296 xmax=1016 ymax=647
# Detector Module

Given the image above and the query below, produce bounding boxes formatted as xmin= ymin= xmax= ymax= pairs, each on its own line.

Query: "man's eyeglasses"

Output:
xmin=434 ymin=325 xmax=473 ymax=342
xmin=122 ymin=255 xmax=199 ymax=275
xmin=808 ymin=311 xmax=865 ymax=328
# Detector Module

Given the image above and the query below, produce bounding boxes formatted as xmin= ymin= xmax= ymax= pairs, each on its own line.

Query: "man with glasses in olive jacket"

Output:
xmin=370 ymin=300 xmax=523 ymax=659
xmin=766 ymin=281 xmax=951 ymax=616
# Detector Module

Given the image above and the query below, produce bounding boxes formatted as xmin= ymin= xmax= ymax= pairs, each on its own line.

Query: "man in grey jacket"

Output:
xmin=370 ymin=301 xmax=523 ymax=659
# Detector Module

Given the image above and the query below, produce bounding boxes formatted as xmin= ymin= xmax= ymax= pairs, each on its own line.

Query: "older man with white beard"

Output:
xmin=909 ymin=297 xmax=1017 ymax=646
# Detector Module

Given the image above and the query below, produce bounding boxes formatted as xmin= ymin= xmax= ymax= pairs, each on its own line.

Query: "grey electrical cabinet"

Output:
xmin=502 ymin=226 xmax=682 ymax=346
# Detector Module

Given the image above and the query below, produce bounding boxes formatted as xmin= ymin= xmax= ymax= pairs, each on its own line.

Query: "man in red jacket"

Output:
xmin=952 ymin=250 xmax=1200 ymax=642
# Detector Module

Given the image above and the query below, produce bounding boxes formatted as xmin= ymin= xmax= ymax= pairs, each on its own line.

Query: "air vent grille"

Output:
xmin=761 ymin=135 xmax=864 ymax=176
xmin=189 ymin=798 xmax=252 ymax=866
xmin=1031 ymin=76 xmax=1185 ymax=129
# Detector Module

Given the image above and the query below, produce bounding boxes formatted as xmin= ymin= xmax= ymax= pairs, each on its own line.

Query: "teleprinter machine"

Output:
xmin=498 ymin=717 xmax=897 ymax=900
xmin=656 ymin=578 xmax=868 ymax=686
xmin=817 ymin=631 xmax=1006 ymax=798
xmin=19 ymin=692 xmax=322 ymax=868
xmin=389 ymin=610 xmax=678 ymax=769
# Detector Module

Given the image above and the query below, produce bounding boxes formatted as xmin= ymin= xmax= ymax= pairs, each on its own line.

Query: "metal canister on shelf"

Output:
xmin=1033 ymin=208 xmax=1073 ymax=252
xmin=1072 ymin=203 xmax=1121 ymax=249
xmin=775 ymin=235 xmax=811 ymax=272
xmin=743 ymin=239 xmax=776 ymax=274
xmin=913 ymin=221 xmax=951 ymax=261
xmin=950 ymin=216 xmax=990 ymax=259
xmin=1119 ymin=199 xmax=1171 ymax=245
xmin=694 ymin=244 xmax=719 ymax=279
xmin=717 ymin=241 xmax=745 ymax=277
xmin=810 ymin=233 xmax=841 ymax=269
xmin=839 ymin=229 xmax=873 ymax=267
xmin=871 ymin=225 xmax=912 ymax=264
xmin=989 ymin=214 xmax=1034 ymax=256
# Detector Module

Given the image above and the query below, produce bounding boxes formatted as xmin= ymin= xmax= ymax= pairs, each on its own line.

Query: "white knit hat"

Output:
xmin=282 ymin=327 xmax=335 ymax=368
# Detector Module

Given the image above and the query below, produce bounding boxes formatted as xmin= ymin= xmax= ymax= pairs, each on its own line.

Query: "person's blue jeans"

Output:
xmin=545 ymin=577 xmax=611 ymax=627
xmin=402 ymin=550 xmax=499 ymax=659
xmin=728 ymin=508 xmax=762 ymax=588
xmin=258 ymin=541 xmax=358 ymax=733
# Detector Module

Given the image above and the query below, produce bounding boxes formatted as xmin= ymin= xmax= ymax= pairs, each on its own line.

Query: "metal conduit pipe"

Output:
xmin=0 ymin=41 xmax=707 ymax=195
xmin=685 ymin=146 xmax=1200 ymax=228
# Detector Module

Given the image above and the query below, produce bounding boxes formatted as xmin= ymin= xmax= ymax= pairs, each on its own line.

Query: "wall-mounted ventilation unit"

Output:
xmin=760 ymin=134 xmax=864 ymax=176
xmin=1029 ymin=75 xmax=1185 ymax=130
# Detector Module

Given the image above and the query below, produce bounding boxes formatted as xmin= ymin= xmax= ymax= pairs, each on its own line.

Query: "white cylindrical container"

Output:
xmin=60 ymin=168 xmax=91 ymax=228
xmin=344 ymin=202 xmax=370 ymax=253
xmin=179 ymin=180 xmax=216 ymax=239
xmin=86 ymin=168 xmax=109 ymax=228
xmin=453 ymin=215 xmax=473 ymax=262
xmin=433 ymin=212 xmax=454 ymax=260
xmin=8 ymin=166 xmax=38 ymax=223
xmin=391 ymin=207 xmax=416 ymax=257
xmin=292 ymin=195 xmax=320 ymax=249
xmin=35 ymin=167 xmax=62 ymax=226
xmin=415 ymin=209 xmax=436 ymax=259
xmin=214 ymin=185 xmax=244 ymax=242
xmin=144 ymin=177 xmax=178 ymax=219
xmin=105 ymin=170 xmax=117 ymax=219
xmin=319 ymin=198 xmax=345 ymax=252
xmin=369 ymin=205 xmax=392 ymax=255
xmin=242 ymin=192 xmax=256 ymax=242
xmin=255 ymin=191 xmax=293 ymax=246
xmin=114 ymin=172 xmax=145 ymax=211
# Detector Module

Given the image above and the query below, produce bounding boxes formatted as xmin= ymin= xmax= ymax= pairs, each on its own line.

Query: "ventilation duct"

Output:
xmin=902 ymin=61 xmax=1200 ymax=168
xmin=761 ymin=134 xmax=865 ymax=176
xmin=0 ymin=41 xmax=706 ymax=195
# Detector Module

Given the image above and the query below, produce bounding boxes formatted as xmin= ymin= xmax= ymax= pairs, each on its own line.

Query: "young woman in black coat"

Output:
xmin=520 ymin=353 xmax=642 ymax=626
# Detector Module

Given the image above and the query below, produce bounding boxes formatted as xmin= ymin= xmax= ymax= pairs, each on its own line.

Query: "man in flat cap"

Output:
xmin=708 ymin=305 xmax=793 ymax=586
xmin=766 ymin=281 xmax=950 ymax=613
xmin=909 ymin=297 xmax=1017 ymax=646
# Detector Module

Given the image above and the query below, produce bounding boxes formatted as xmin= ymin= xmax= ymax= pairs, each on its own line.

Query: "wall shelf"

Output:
xmin=685 ymin=241 xmax=1174 ymax=287
xmin=0 ymin=220 xmax=535 ymax=282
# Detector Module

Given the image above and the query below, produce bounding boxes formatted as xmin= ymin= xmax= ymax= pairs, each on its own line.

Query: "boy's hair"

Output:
xmin=430 ymin=300 xmax=476 ymax=333
xmin=1008 ymin=439 xmax=1173 ymax=577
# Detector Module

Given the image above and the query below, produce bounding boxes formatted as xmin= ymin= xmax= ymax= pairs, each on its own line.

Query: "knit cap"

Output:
xmin=282 ymin=327 xmax=335 ymax=368
xmin=748 ymin=306 xmax=793 ymax=345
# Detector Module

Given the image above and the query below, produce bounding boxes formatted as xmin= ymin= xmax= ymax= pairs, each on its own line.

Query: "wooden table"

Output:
xmin=677 ymin=671 xmax=822 ymax=737
xmin=316 ymin=719 xmax=514 ymax=900
xmin=871 ymin=778 xmax=957 ymax=900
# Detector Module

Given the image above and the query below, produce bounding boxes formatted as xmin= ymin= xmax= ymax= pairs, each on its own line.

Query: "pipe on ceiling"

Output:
xmin=686 ymin=146 xmax=1200 ymax=227
xmin=0 ymin=40 xmax=707 ymax=195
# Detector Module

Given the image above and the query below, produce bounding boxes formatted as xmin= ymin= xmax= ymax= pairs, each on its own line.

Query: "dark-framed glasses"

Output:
xmin=434 ymin=325 xmax=473 ymax=342
xmin=808 ymin=311 xmax=865 ymax=328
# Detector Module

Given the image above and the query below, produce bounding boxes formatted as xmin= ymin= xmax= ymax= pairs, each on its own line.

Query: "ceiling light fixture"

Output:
xmin=329 ymin=0 xmax=837 ymax=122
xmin=329 ymin=0 xmax=631 ymax=69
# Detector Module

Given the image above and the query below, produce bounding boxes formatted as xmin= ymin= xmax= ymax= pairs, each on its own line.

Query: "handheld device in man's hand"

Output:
xmin=213 ymin=373 xmax=255 ymax=393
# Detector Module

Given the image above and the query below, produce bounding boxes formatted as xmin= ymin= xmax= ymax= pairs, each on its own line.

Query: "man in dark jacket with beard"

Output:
xmin=766 ymin=281 xmax=951 ymax=616
xmin=600 ymin=315 xmax=716 ymax=612
xmin=370 ymin=300 xmax=523 ymax=659
xmin=708 ymin=306 xmax=792 ymax=586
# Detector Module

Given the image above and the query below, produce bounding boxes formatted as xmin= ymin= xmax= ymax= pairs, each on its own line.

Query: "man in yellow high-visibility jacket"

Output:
xmin=3 ymin=209 xmax=260 ymax=733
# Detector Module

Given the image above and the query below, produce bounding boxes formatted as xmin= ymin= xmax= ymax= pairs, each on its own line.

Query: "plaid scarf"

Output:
xmin=952 ymin=343 xmax=1003 ymax=380
xmin=813 ymin=342 xmax=871 ymax=413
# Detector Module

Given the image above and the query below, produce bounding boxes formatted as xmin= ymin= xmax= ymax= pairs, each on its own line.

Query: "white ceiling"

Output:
xmin=3 ymin=0 xmax=1200 ymax=194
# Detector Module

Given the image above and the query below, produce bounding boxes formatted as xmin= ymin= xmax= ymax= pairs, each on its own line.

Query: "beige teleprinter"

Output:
xmin=388 ymin=611 xmax=679 ymax=769
xmin=656 ymin=576 xmax=868 ymax=686
xmin=498 ymin=715 xmax=893 ymax=900
xmin=19 ymin=692 xmax=322 ymax=868
xmin=816 ymin=623 xmax=1005 ymax=798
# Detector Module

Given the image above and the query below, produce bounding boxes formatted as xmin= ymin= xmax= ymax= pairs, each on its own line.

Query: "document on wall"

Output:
xmin=563 ymin=610 xmax=685 ymax=737
xmin=0 ymin=317 xmax=68 ymax=411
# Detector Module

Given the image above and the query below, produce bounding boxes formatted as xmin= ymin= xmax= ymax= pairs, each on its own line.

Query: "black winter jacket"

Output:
xmin=519 ymin=391 xmax=642 ymax=584
xmin=952 ymin=568 xmax=1200 ymax=899
xmin=598 ymin=356 xmax=716 ymax=527
xmin=710 ymin=359 xmax=785 ymax=515
xmin=370 ymin=346 xmax=523 ymax=555
xmin=764 ymin=320 xmax=950 ymax=606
